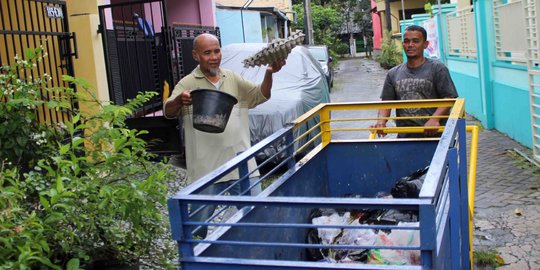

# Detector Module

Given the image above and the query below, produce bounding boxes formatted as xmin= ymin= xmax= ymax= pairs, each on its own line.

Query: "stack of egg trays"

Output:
xmin=243 ymin=30 xmax=306 ymax=68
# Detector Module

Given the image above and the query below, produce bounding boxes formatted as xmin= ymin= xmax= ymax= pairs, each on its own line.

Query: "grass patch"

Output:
xmin=506 ymin=149 xmax=540 ymax=176
xmin=474 ymin=249 xmax=504 ymax=267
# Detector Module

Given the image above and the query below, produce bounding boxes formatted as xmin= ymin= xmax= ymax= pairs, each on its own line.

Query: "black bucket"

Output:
xmin=191 ymin=89 xmax=238 ymax=133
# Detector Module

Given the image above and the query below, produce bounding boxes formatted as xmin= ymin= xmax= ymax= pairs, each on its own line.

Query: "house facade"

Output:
xmin=216 ymin=0 xmax=292 ymax=46
xmin=372 ymin=0 xmax=465 ymax=50
xmin=63 ymin=0 xmax=218 ymax=115
xmin=394 ymin=0 xmax=540 ymax=160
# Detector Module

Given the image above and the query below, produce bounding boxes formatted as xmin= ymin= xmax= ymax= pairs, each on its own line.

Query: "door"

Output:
xmin=0 ymin=0 xmax=78 ymax=125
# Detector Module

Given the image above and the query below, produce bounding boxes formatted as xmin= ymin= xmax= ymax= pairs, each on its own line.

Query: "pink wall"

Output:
xmin=105 ymin=0 xmax=164 ymax=32
xmin=167 ymin=0 xmax=215 ymax=26
xmin=371 ymin=0 xmax=382 ymax=50
xmin=104 ymin=0 xmax=215 ymax=29
xmin=145 ymin=2 xmax=163 ymax=31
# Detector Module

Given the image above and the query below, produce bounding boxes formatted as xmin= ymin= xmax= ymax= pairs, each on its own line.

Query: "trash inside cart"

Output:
xmin=168 ymin=99 xmax=476 ymax=270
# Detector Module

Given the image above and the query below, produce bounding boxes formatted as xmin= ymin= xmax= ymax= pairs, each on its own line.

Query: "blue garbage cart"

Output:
xmin=168 ymin=99 xmax=472 ymax=270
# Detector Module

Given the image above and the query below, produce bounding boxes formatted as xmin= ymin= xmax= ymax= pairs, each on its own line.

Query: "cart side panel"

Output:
xmin=434 ymin=205 xmax=452 ymax=270
xmin=200 ymin=149 xmax=330 ymax=260
xmin=325 ymin=141 xmax=438 ymax=197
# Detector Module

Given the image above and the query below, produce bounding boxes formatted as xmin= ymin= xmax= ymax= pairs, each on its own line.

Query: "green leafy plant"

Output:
xmin=0 ymin=47 xmax=176 ymax=269
xmin=292 ymin=3 xmax=344 ymax=47
xmin=333 ymin=42 xmax=349 ymax=55
xmin=0 ymin=47 xmax=70 ymax=173
xmin=376 ymin=31 xmax=403 ymax=69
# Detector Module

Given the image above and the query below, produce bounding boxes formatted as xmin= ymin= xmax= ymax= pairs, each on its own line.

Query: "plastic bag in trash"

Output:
xmin=334 ymin=219 xmax=377 ymax=262
xmin=307 ymin=209 xmax=342 ymax=261
xmin=308 ymin=212 xmax=351 ymax=262
xmin=374 ymin=208 xmax=419 ymax=225
xmin=391 ymin=166 xmax=429 ymax=198
xmin=312 ymin=212 xmax=350 ymax=245
xmin=367 ymin=222 xmax=421 ymax=265
xmin=309 ymin=212 xmax=379 ymax=263
xmin=307 ymin=208 xmax=377 ymax=261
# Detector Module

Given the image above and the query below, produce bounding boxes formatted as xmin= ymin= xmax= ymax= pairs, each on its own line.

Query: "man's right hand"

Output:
xmin=177 ymin=90 xmax=192 ymax=106
xmin=164 ymin=90 xmax=192 ymax=118
xmin=370 ymin=120 xmax=388 ymax=138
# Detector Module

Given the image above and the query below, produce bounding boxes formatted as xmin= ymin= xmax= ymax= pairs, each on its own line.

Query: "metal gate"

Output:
xmin=98 ymin=0 xmax=170 ymax=114
xmin=0 ymin=0 xmax=77 ymax=124
xmin=98 ymin=0 xmax=221 ymax=115
xmin=97 ymin=0 xmax=220 ymax=156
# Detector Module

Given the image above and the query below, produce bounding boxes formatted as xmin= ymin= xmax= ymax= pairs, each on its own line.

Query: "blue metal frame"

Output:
xmin=167 ymin=102 xmax=470 ymax=270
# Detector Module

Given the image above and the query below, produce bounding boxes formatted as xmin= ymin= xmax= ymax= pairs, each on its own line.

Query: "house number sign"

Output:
xmin=45 ymin=6 xmax=64 ymax=19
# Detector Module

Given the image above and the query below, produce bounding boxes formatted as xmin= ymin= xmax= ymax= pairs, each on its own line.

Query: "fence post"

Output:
xmin=473 ymin=0 xmax=495 ymax=129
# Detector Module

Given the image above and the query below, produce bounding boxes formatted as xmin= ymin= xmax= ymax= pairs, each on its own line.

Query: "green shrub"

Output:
xmin=334 ymin=42 xmax=350 ymax=55
xmin=0 ymin=48 xmax=68 ymax=173
xmin=376 ymin=31 xmax=403 ymax=69
xmin=0 ymin=47 xmax=176 ymax=269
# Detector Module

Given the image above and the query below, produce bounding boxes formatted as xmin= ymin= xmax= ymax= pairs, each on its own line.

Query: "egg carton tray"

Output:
xmin=242 ymin=30 xmax=306 ymax=68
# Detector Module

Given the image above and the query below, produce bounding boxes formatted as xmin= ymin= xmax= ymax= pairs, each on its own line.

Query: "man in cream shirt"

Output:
xmin=163 ymin=33 xmax=285 ymax=238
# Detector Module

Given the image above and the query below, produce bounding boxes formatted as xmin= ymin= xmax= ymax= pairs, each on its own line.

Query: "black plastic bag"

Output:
xmin=391 ymin=166 xmax=429 ymax=198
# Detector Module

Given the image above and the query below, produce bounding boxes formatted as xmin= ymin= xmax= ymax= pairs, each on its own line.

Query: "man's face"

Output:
xmin=193 ymin=35 xmax=221 ymax=76
xmin=402 ymin=30 xmax=429 ymax=59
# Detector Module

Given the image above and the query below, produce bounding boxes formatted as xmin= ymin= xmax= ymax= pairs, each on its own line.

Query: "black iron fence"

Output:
xmin=98 ymin=0 xmax=220 ymax=116
xmin=0 ymin=0 xmax=77 ymax=125
xmin=98 ymin=0 xmax=220 ymax=155
xmin=168 ymin=24 xmax=221 ymax=85
xmin=98 ymin=0 xmax=168 ymax=114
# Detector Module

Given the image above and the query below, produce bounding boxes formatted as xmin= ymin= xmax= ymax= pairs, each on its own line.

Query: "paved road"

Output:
xmin=332 ymin=57 xmax=540 ymax=269
xmin=328 ymin=57 xmax=394 ymax=140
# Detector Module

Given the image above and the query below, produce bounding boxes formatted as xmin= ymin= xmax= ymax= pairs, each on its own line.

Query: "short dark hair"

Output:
xmin=405 ymin=25 xmax=427 ymax=41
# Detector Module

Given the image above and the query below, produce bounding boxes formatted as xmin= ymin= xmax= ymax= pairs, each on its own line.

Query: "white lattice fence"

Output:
xmin=493 ymin=0 xmax=528 ymax=64
xmin=447 ymin=7 xmax=477 ymax=58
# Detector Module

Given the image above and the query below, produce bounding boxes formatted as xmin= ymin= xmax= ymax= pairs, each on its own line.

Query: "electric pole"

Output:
xmin=385 ymin=0 xmax=391 ymax=32
xmin=303 ymin=0 xmax=314 ymax=44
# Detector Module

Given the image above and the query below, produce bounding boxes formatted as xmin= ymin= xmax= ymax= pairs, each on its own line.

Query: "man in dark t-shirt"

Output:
xmin=371 ymin=25 xmax=458 ymax=138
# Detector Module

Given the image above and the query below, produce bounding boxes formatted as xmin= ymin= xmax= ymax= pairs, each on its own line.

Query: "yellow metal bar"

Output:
xmin=292 ymin=103 xmax=326 ymax=126
xmin=294 ymin=121 xmax=323 ymax=144
xmin=466 ymin=125 xmax=479 ymax=268
xmin=292 ymin=99 xmax=464 ymax=145
xmin=331 ymin=115 xmax=449 ymax=123
xmin=369 ymin=126 xmax=445 ymax=133
xmin=307 ymin=98 xmax=458 ymax=112
xmin=295 ymin=132 xmax=322 ymax=155
xmin=292 ymin=99 xmax=462 ymax=126
xmin=320 ymin=107 xmax=332 ymax=147
xmin=448 ymin=98 xmax=466 ymax=119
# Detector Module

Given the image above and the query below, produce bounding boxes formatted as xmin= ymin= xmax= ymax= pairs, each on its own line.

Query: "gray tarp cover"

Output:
xmin=221 ymin=43 xmax=331 ymax=160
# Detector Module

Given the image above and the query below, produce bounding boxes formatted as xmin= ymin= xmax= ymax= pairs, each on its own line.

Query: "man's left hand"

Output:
xmin=267 ymin=59 xmax=286 ymax=73
xmin=424 ymin=118 xmax=441 ymax=137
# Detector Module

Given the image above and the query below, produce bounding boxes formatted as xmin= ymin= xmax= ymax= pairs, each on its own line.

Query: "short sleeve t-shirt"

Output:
xmin=380 ymin=58 xmax=458 ymax=127
xmin=164 ymin=66 xmax=268 ymax=183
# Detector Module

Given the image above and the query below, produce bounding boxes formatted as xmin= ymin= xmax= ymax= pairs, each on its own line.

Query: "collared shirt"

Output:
xmin=164 ymin=66 xmax=268 ymax=183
